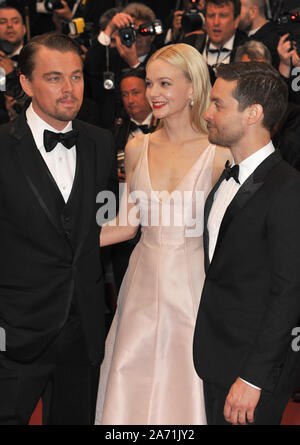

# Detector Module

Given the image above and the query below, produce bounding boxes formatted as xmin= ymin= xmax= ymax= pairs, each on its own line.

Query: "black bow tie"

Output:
xmin=44 ymin=129 xmax=79 ymax=153
xmin=129 ymin=121 xmax=153 ymax=134
xmin=208 ymin=47 xmax=231 ymax=54
xmin=224 ymin=160 xmax=240 ymax=184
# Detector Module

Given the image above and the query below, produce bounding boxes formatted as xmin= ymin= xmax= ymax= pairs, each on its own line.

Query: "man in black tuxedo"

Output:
xmin=0 ymin=33 xmax=117 ymax=425
xmin=199 ymin=0 xmax=248 ymax=67
xmin=193 ymin=62 xmax=300 ymax=425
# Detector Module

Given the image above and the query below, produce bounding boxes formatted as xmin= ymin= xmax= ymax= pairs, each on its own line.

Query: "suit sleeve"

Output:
xmin=240 ymin=178 xmax=300 ymax=391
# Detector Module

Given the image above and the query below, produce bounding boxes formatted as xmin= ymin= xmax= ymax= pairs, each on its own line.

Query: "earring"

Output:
xmin=190 ymin=99 xmax=194 ymax=108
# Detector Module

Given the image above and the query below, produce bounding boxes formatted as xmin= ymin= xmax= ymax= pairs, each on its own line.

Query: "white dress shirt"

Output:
xmin=203 ymin=34 xmax=235 ymax=67
xmin=207 ymin=141 xmax=276 ymax=390
xmin=26 ymin=103 xmax=76 ymax=203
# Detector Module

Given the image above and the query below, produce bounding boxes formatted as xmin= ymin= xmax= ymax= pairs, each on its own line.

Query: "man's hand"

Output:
xmin=172 ymin=10 xmax=184 ymax=38
xmin=278 ymin=34 xmax=294 ymax=78
xmin=0 ymin=51 xmax=14 ymax=75
xmin=224 ymin=378 xmax=261 ymax=425
xmin=104 ymin=12 xmax=133 ymax=38
xmin=292 ymin=50 xmax=300 ymax=68
xmin=52 ymin=0 xmax=73 ymax=31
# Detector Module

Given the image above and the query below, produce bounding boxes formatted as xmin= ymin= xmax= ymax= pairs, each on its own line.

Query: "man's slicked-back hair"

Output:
xmin=18 ymin=33 xmax=82 ymax=80
xmin=0 ymin=5 xmax=24 ymax=22
xmin=215 ymin=62 xmax=288 ymax=131
xmin=205 ymin=0 xmax=241 ymax=18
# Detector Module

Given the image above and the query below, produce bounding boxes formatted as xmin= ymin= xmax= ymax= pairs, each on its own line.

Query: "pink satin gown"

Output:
xmin=95 ymin=134 xmax=216 ymax=425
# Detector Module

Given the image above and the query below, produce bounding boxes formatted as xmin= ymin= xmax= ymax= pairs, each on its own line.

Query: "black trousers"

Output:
xmin=0 ymin=313 xmax=100 ymax=425
xmin=203 ymin=381 xmax=291 ymax=426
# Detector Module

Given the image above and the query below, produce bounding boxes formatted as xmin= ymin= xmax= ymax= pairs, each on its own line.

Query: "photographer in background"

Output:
xmin=238 ymin=0 xmax=280 ymax=68
xmin=84 ymin=3 xmax=159 ymax=129
xmin=277 ymin=33 xmax=300 ymax=105
xmin=52 ymin=0 xmax=114 ymax=32
xmin=165 ymin=0 xmax=205 ymax=44
xmin=0 ymin=5 xmax=26 ymax=123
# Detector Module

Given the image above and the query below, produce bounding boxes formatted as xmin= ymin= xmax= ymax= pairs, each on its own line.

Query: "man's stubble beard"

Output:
xmin=208 ymin=126 xmax=244 ymax=149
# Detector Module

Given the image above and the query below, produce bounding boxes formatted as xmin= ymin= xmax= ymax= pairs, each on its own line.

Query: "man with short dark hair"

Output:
xmin=200 ymin=0 xmax=248 ymax=67
xmin=116 ymin=68 xmax=154 ymax=155
xmin=0 ymin=33 xmax=117 ymax=425
xmin=193 ymin=62 xmax=300 ymax=425
xmin=0 ymin=5 xmax=26 ymax=55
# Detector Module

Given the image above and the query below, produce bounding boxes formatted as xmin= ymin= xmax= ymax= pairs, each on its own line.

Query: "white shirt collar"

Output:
xmin=9 ymin=43 xmax=23 ymax=58
xmin=207 ymin=33 xmax=235 ymax=51
xmin=234 ymin=141 xmax=275 ymax=185
xmin=26 ymin=103 xmax=73 ymax=151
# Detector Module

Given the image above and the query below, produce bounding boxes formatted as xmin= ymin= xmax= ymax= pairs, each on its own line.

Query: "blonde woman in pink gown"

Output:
xmin=95 ymin=44 xmax=231 ymax=425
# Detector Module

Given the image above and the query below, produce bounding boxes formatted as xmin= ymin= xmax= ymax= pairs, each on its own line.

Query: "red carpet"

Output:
xmin=28 ymin=399 xmax=300 ymax=425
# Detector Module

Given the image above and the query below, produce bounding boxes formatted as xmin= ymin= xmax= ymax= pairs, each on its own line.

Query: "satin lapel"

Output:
xmin=71 ymin=121 xmax=95 ymax=262
xmin=203 ymin=169 xmax=227 ymax=272
xmin=211 ymin=151 xmax=282 ymax=266
xmin=12 ymin=114 xmax=66 ymax=237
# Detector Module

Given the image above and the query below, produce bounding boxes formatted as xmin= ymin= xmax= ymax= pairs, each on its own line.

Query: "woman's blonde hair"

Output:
xmin=147 ymin=43 xmax=211 ymax=134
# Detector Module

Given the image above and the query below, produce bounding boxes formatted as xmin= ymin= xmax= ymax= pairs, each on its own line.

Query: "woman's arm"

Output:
xmin=100 ymin=136 xmax=143 ymax=247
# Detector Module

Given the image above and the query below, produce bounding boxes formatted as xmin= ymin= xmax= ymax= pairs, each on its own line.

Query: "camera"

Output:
xmin=119 ymin=19 xmax=163 ymax=48
xmin=181 ymin=0 xmax=204 ymax=34
xmin=274 ymin=0 xmax=300 ymax=57
xmin=181 ymin=10 xmax=204 ymax=34
xmin=67 ymin=17 xmax=94 ymax=49
xmin=44 ymin=0 xmax=64 ymax=12
xmin=103 ymin=72 xmax=115 ymax=90
xmin=119 ymin=24 xmax=136 ymax=48
xmin=5 ymin=70 xmax=27 ymax=102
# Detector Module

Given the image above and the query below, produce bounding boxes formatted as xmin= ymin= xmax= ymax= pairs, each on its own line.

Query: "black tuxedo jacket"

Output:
xmin=249 ymin=21 xmax=280 ymax=69
xmin=0 ymin=112 xmax=117 ymax=365
xmin=194 ymin=151 xmax=300 ymax=393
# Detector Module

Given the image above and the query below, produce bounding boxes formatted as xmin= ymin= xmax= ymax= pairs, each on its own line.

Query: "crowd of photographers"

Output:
xmin=0 ymin=1 xmax=299 ymax=131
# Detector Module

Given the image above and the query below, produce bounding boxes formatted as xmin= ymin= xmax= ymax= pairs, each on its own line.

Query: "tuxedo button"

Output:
xmin=61 ymin=215 xmax=70 ymax=224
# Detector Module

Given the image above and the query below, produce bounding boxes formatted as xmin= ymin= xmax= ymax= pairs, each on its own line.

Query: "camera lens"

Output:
xmin=0 ymin=67 xmax=5 ymax=92
xmin=119 ymin=26 xmax=136 ymax=48
xmin=44 ymin=0 xmax=64 ymax=12
xmin=104 ymin=79 xmax=114 ymax=90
